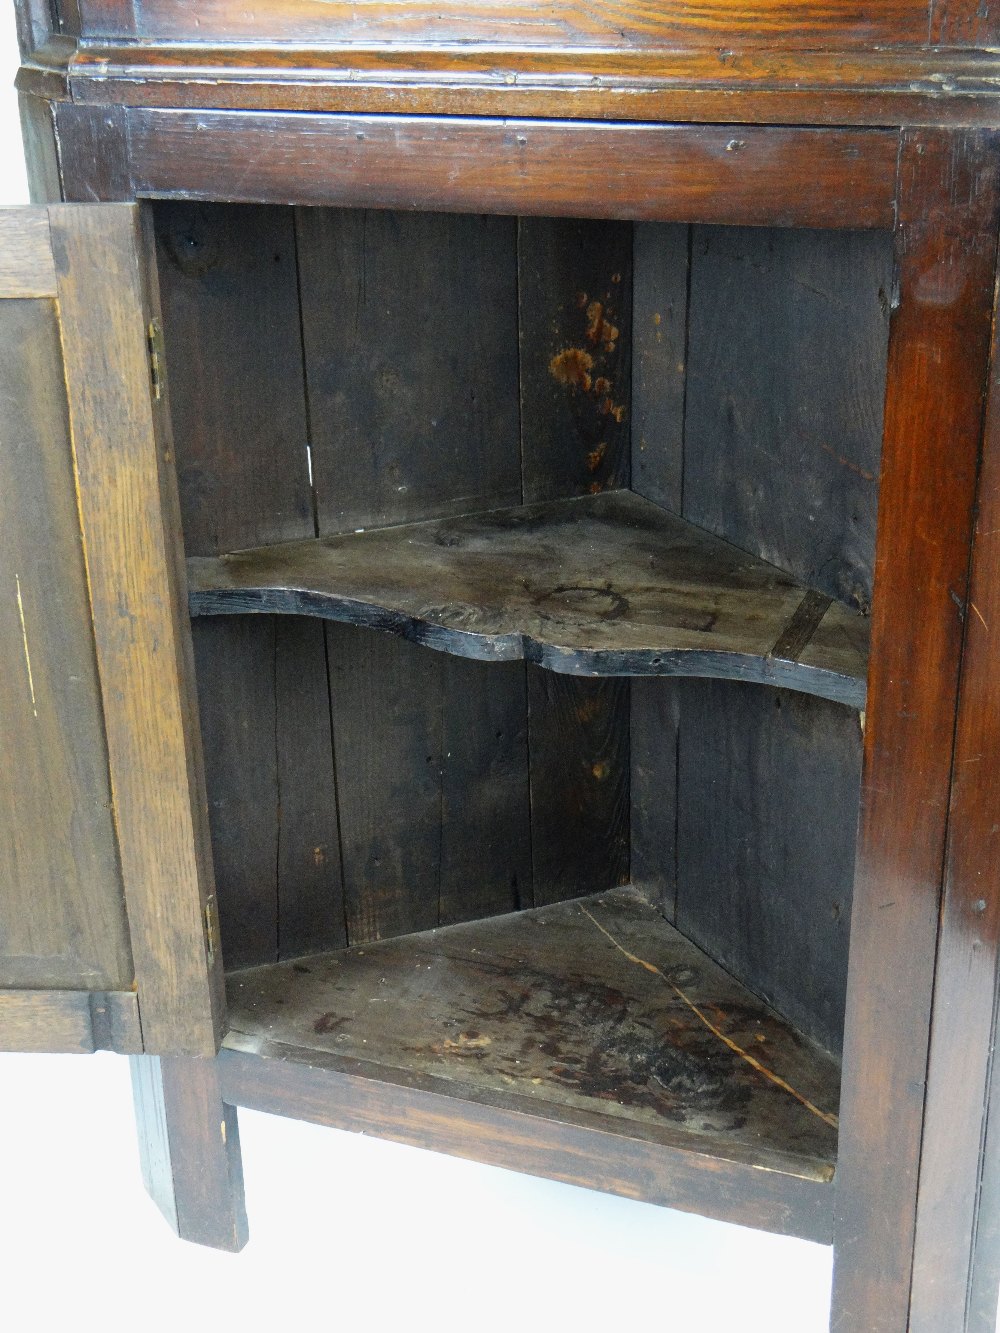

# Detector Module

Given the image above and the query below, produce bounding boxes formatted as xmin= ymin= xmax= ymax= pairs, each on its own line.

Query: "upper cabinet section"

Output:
xmin=17 ymin=0 xmax=1000 ymax=127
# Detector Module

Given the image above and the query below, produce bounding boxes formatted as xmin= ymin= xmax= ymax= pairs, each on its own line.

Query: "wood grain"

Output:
xmin=224 ymin=888 xmax=840 ymax=1197
xmin=51 ymin=203 xmax=223 ymax=1055
xmin=682 ymin=225 xmax=892 ymax=612
xmin=0 ymin=295 xmax=132 ymax=996
xmin=831 ymin=128 xmax=1000 ymax=1333
xmin=908 ymin=221 xmax=1000 ymax=1331
xmin=130 ymin=1054 xmax=248 ymax=1250
xmin=0 ymin=990 xmax=142 ymax=1053
xmin=0 ymin=208 xmax=55 ymax=294
xmin=675 ymin=682 xmax=862 ymax=1057
xmin=125 ymin=112 xmax=897 ymax=230
xmin=188 ymin=491 xmax=869 ymax=707
xmin=518 ymin=217 xmax=632 ymax=503
xmin=297 ymin=207 xmax=521 ymax=534
xmin=73 ymin=0 xmax=931 ymax=50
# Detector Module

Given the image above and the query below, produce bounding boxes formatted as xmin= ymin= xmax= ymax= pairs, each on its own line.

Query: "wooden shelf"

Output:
xmin=220 ymin=887 xmax=840 ymax=1241
xmin=188 ymin=491 xmax=868 ymax=707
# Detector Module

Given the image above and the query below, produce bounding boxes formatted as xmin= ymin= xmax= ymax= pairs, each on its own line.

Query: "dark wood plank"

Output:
xmin=628 ymin=679 xmax=680 ymax=922
xmin=222 ymin=886 xmax=840 ymax=1236
xmin=930 ymin=0 xmax=999 ymax=45
xmin=188 ymin=491 xmax=869 ymax=707
xmin=153 ymin=201 xmax=333 ymax=971
xmin=74 ymin=0 xmax=931 ymax=50
xmin=831 ymin=128 xmax=1000 ymax=1332
xmin=51 ymin=202 xmax=224 ymax=1055
xmin=16 ymin=94 xmax=62 ymax=206
xmin=296 ymin=207 xmax=521 ymax=534
xmin=0 ymin=295 xmax=132 ymax=995
xmin=631 ymin=222 xmax=689 ymax=514
xmin=437 ymin=655 xmax=532 ymax=927
xmin=126 ymin=111 xmax=898 ymax=229
xmin=0 ymin=207 xmax=56 ymax=295
xmin=325 ymin=626 xmax=532 ymax=943
xmin=130 ymin=1054 xmax=248 ymax=1251
xmin=53 ymin=102 xmax=132 ymax=202
xmin=0 ymin=990 xmax=142 ymax=1054
xmin=518 ymin=217 xmax=632 ymax=503
xmin=675 ymin=681 xmax=862 ymax=1057
xmin=683 ymin=225 xmax=892 ymax=612
xmin=61 ymin=42 xmax=1000 ymax=131
xmin=527 ymin=670 xmax=630 ymax=906
xmin=220 ymin=1037 xmax=833 ymax=1242
xmin=908 ymin=237 xmax=1000 ymax=1332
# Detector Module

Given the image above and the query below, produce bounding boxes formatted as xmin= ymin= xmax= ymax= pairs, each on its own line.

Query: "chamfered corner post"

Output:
xmin=831 ymin=126 xmax=1000 ymax=1332
xmin=130 ymin=1055 xmax=248 ymax=1252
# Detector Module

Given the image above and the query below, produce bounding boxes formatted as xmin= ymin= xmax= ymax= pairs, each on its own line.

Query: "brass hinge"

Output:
xmin=147 ymin=318 xmax=165 ymax=402
xmin=204 ymin=894 xmax=219 ymax=962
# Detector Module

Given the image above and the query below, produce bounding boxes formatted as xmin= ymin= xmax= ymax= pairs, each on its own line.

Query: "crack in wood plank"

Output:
xmin=14 ymin=575 xmax=38 ymax=719
xmin=579 ymin=905 xmax=840 ymax=1129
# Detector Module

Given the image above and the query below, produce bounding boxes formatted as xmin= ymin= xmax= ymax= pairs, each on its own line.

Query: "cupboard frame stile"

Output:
xmin=8 ymin=7 xmax=1000 ymax=1329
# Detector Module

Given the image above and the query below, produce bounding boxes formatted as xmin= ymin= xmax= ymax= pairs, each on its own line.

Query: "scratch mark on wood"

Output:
xmin=580 ymin=905 xmax=839 ymax=1129
xmin=15 ymin=575 xmax=38 ymax=718
xmin=971 ymin=601 xmax=988 ymax=631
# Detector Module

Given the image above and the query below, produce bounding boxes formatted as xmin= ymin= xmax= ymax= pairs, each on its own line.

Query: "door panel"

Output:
xmin=0 ymin=204 xmax=223 ymax=1055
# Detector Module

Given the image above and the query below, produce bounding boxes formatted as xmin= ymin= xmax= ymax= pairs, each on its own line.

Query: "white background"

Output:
xmin=0 ymin=8 xmax=833 ymax=1330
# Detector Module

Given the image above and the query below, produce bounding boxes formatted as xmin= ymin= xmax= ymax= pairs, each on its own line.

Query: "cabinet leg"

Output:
xmin=129 ymin=1054 xmax=249 ymax=1251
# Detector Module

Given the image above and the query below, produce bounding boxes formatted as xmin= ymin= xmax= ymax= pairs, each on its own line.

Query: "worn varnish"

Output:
xmin=188 ymin=491 xmax=869 ymax=707
xmin=225 ymin=887 xmax=840 ymax=1187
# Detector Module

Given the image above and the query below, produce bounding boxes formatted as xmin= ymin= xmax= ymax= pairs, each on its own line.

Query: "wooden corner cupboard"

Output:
xmin=5 ymin=1 xmax=1000 ymax=1328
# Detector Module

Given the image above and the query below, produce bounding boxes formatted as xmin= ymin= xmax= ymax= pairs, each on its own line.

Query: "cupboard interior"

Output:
xmin=155 ymin=202 xmax=890 ymax=1192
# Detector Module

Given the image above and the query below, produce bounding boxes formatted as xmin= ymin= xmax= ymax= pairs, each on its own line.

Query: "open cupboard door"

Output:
xmin=0 ymin=204 xmax=224 ymax=1056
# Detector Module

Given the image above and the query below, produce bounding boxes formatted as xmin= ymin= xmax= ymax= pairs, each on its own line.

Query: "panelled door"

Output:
xmin=0 ymin=203 xmax=223 ymax=1056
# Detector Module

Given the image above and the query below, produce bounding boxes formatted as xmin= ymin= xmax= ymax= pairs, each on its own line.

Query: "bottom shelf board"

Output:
xmin=221 ymin=887 xmax=840 ymax=1241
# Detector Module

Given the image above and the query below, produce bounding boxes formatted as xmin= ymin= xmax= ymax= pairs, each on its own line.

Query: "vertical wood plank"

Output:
xmin=683 ymin=225 xmax=891 ymax=611
xmin=53 ymin=103 xmax=131 ymax=202
xmin=629 ymin=678 xmax=681 ymax=921
xmin=154 ymin=202 xmax=342 ymax=969
xmin=51 ymin=202 xmax=224 ymax=1053
xmin=631 ymin=222 xmax=689 ymax=513
xmin=297 ymin=207 xmax=521 ymax=533
xmin=18 ymin=93 xmax=62 ymax=206
xmin=831 ymin=128 xmax=1000 ymax=1333
xmin=326 ymin=626 xmax=444 ymax=943
xmin=130 ymin=1054 xmax=248 ymax=1251
xmin=0 ymin=295 xmax=131 ymax=992
xmin=519 ymin=216 xmax=632 ymax=503
xmin=527 ymin=669 xmax=630 ymax=907
xmin=909 ymin=244 xmax=1000 ymax=1332
xmin=675 ymin=681 xmax=862 ymax=1056
xmin=299 ymin=206 xmax=530 ymax=941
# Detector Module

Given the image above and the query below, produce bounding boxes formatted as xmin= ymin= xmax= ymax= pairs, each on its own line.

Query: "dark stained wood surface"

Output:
xmin=674 ymin=682 xmax=862 ymax=1057
xmin=681 ymin=225 xmax=891 ymax=613
xmin=53 ymin=43 xmax=1000 ymax=130
xmin=188 ymin=491 xmax=869 ymax=707
xmin=153 ymin=202 xmax=342 ymax=971
xmin=0 ymin=989 xmax=142 ymax=1053
xmin=297 ymin=207 xmax=521 ymax=534
xmin=0 ymin=207 xmax=56 ymax=293
xmin=527 ymin=670 xmax=630 ymax=906
xmin=518 ymin=217 xmax=632 ymax=503
xmin=73 ymin=0 xmax=934 ymax=49
xmin=831 ymin=128 xmax=1000 ymax=1332
xmin=224 ymin=888 xmax=840 ymax=1201
xmin=0 ymin=295 xmax=132 ymax=996
xmin=122 ymin=112 xmax=896 ymax=230
xmin=51 ymin=203 xmax=224 ymax=1055
xmin=130 ymin=1054 xmax=248 ymax=1251
xmin=908 ymin=226 xmax=1000 ymax=1331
